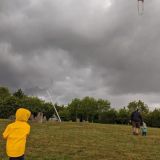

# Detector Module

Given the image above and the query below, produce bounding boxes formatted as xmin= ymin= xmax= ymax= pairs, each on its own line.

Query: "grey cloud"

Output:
xmin=1 ymin=0 xmax=160 ymax=107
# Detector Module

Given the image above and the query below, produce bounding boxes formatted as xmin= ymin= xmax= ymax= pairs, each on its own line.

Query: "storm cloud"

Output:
xmin=0 ymin=0 xmax=160 ymax=108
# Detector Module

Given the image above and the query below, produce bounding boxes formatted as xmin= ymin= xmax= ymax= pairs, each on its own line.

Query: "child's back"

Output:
xmin=141 ymin=122 xmax=147 ymax=136
xmin=3 ymin=108 xmax=31 ymax=159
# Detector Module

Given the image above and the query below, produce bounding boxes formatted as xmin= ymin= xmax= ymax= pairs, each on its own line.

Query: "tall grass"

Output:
xmin=0 ymin=120 xmax=160 ymax=160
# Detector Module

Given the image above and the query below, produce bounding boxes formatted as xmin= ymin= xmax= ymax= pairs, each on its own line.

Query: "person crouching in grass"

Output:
xmin=3 ymin=108 xmax=31 ymax=160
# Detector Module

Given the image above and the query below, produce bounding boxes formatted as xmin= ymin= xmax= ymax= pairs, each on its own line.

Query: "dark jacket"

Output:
xmin=131 ymin=110 xmax=143 ymax=123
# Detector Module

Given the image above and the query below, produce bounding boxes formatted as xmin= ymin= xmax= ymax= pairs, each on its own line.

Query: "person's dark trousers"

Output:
xmin=9 ymin=155 xmax=24 ymax=160
xmin=142 ymin=132 xmax=147 ymax=136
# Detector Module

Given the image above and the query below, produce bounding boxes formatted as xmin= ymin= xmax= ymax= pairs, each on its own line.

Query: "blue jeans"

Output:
xmin=9 ymin=155 xmax=24 ymax=160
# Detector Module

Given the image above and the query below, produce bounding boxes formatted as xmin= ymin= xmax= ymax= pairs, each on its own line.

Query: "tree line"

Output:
xmin=0 ymin=86 xmax=160 ymax=127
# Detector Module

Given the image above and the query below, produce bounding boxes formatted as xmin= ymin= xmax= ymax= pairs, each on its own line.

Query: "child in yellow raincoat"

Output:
xmin=3 ymin=108 xmax=31 ymax=160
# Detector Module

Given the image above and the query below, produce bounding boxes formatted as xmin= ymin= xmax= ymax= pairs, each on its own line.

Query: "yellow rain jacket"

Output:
xmin=3 ymin=108 xmax=31 ymax=157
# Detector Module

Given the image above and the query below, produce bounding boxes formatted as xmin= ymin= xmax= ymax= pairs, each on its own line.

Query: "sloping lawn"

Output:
xmin=0 ymin=120 xmax=160 ymax=160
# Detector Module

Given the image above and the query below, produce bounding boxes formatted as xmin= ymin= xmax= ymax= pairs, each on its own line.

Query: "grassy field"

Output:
xmin=0 ymin=121 xmax=160 ymax=160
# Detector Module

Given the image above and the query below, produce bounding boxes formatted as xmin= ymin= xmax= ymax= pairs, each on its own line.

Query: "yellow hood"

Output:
xmin=16 ymin=108 xmax=31 ymax=122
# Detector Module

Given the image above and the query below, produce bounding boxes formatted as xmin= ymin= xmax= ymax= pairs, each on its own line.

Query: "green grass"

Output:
xmin=0 ymin=120 xmax=160 ymax=160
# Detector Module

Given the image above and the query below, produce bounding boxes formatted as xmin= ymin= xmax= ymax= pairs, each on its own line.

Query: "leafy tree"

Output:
xmin=97 ymin=99 xmax=111 ymax=121
xmin=100 ymin=109 xmax=117 ymax=124
xmin=2 ymin=85 xmax=160 ymax=127
xmin=127 ymin=100 xmax=149 ymax=114
xmin=117 ymin=107 xmax=130 ymax=124
xmin=42 ymin=102 xmax=55 ymax=120
xmin=146 ymin=109 xmax=160 ymax=127
xmin=0 ymin=87 xmax=11 ymax=100
xmin=127 ymin=101 xmax=138 ymax=113
xmin=16 ymin=96 xmax=44 ymax=114
xmin=59 ymin=106 xmax=71 ymax=121
xmin=81 ymin=97 xmax=97 ymax=121
xmin=137 ymin=100 xmax=149 ymax=114
xmin=68 ymin=98 xmax=81 ymax=121
xmin=13 ymin=89 xmax=25 ymax=99
xmin=0 ymin=96 xmax=18 ymax=118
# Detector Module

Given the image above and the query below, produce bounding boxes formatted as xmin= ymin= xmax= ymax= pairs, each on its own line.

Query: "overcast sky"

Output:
xmin=0 ymin=0 xmax=160 ymax=108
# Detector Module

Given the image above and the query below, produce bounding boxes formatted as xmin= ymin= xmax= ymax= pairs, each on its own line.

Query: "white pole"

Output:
xmin=47 ymin=90 xmax=61 ymax=122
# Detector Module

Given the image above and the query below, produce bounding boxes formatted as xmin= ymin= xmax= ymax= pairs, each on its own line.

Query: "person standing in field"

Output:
xmin=3 ymin=108 xmax=31 ymax=160
xmin=130 ymin=108 xmax=143 ymax=135
xmin=141 ymin=122 xmax=147 ymax=136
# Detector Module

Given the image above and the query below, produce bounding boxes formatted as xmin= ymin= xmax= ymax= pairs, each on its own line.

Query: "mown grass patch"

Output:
xmin=0 ymin=121 xmax=160 ymax=160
